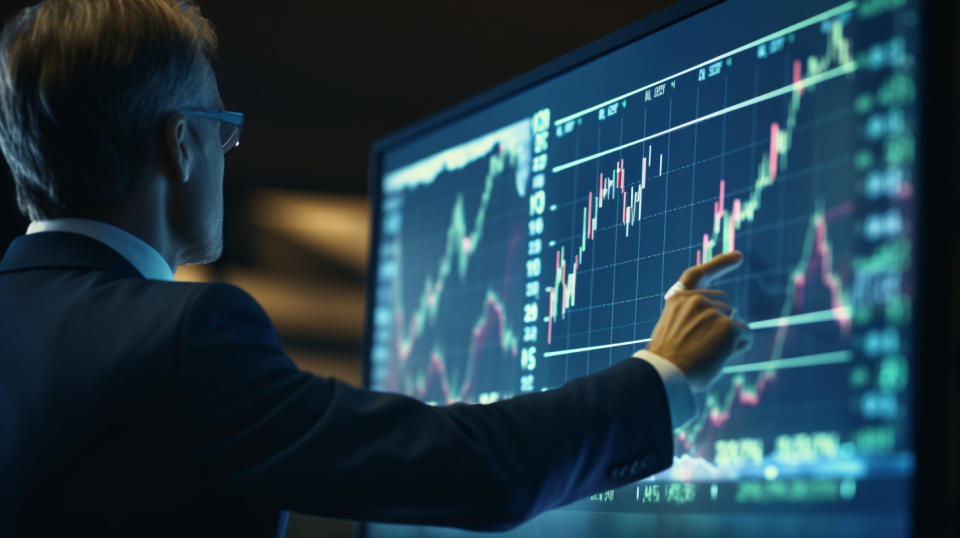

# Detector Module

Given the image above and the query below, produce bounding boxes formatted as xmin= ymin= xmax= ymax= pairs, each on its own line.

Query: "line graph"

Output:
xmin=417 ymin=290 xmax=520 ymax=403
xmin=382 ymin=125 xmax=534 ymax=404
xmin=676 ymin=201 xmax=854 ymax=458
xmin=393 ymin=144 xmax=519 ymax=362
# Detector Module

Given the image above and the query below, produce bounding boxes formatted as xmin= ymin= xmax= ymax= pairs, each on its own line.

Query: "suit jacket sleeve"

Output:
xmin=176 ymin=282 xmax=674 ymax=530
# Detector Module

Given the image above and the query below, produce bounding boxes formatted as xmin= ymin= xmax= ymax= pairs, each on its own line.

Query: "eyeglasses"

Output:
xmin=179 ymin=109 xmax=245 ymax=155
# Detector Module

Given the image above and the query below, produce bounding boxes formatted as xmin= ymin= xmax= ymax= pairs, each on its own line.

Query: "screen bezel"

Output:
xmin=360 ymin=1 xmax=955 ymax=535
xmin=910 ymin=1 xmax=956 ymax=537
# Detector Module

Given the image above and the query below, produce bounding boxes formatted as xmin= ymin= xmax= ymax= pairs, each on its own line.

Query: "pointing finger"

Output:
xmin=678 ymin=250 xmax=743 ymax=289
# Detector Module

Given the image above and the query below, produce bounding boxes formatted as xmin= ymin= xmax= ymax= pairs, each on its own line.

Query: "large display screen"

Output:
xmin=366 ymin=0 xmax=919 ymax=535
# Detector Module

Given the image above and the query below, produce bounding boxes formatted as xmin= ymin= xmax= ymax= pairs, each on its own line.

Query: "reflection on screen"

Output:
xmin=368 ymin=0 xmax=919 ymax=535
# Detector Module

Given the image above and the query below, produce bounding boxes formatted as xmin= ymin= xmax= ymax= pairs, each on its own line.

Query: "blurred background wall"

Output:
xmin=0 ymin=0 xmax=683 ymax=535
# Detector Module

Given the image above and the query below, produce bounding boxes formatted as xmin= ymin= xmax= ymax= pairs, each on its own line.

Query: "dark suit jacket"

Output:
xmin=0 ymin=231 xmax=673 ymax=537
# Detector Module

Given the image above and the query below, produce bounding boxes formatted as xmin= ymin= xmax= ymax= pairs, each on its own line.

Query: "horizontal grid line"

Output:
xmin=552 ymin=62 xmax=858 ymax=173
xmin=721 ymin=350 xmax=853 ymax=374
xmin=544 ymin=308 xmax=845 ymax=357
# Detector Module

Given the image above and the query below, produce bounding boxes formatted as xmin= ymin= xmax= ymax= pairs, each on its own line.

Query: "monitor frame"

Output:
xmin=360 ymin=1 xmax=958 ymax=536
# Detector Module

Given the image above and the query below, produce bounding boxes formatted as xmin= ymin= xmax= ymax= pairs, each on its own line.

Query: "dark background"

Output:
xmin=0 ymin=1 xmax=956 ymax=537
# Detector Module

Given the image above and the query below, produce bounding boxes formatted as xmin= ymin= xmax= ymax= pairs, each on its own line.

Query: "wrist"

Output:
xmin=632 ymin=349 xmax=697 ymax=429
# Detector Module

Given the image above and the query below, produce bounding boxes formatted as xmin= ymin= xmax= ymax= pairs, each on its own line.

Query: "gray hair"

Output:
xmin=0 ymin=0 xmax=218 ymax=220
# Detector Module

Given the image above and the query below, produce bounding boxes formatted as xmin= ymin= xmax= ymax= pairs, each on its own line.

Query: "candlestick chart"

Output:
xmin=369 ymin=0 xmax=919 ymax=529
xmin=539 ymin=1 xmax=915 ymax=494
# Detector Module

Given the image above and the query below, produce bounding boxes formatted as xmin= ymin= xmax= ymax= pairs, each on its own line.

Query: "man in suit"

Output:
xmin=0 ymin=1 xmax=747 ymax=536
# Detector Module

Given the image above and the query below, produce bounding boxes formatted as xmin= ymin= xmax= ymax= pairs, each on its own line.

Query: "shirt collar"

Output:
xmin=26 ymin=218 xmax=175 ymax=281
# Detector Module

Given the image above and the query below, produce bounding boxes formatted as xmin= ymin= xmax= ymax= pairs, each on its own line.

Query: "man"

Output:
xmin=0 ymin=1 xmax=747 ymax=536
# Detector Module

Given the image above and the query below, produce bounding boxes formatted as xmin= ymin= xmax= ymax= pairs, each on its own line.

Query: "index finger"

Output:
xmin=678 ymin=250 xmax=743 ymax=289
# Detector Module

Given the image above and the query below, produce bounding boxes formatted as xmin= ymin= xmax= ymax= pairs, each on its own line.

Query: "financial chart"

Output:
xmin=368 ymin=0 xmax=918 ymax=535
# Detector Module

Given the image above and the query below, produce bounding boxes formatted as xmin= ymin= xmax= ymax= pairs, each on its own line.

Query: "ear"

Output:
xmin=163 ymin=114 xmax=192 ymax=183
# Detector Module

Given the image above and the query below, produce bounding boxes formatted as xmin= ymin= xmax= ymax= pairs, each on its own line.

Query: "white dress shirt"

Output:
xmin=26 ymin=218 xmax=175 ymax=281
xmin=24 ymin=218 xmax=695 ymax=427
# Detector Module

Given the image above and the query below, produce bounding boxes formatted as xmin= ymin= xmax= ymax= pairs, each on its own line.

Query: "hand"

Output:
xmin=647 ymin=251 xmax=748 ymax=391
